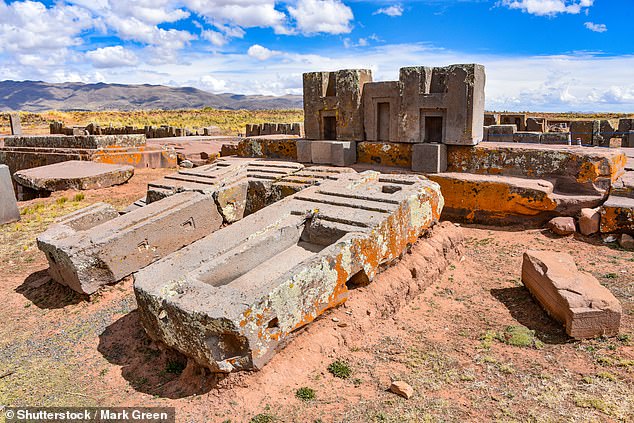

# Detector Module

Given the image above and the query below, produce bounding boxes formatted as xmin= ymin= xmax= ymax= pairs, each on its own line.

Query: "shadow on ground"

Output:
xmin=490 ymin=286 xmax=570 ymax=345
xmin=98 ymin=310 xmax=222 ymax=399
xmin=16 ymin=268 xmax=85 ymax=309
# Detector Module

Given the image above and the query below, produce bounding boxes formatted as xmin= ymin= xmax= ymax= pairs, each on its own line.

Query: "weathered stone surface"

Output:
xmin=38 ymin=191 xmax=223 ymax=294
xmin=428 ymin=172 xmax=559 ymax=225
xmin=304 ymin=69 xmax=372 ymax=141
xmin=447 ymin=143 xmax=626 ymax=196
xmin=526 ymin=117 xmax=545 ymax=132
xmin=500 ymin=114 xmax=526 ymax=131
xmin=512 ymin=132 xmax=541 ymax=144
xmin=13 ymin=161 xmax=134 ymax=192
xmin=356 ymin=141 xmax=412 ymax=168
xmin=309 ymin=141 xmax=356 ymax=166
xmin=9 ymin=113 xmax=22 ymax=135
xmin=600 ymin=195 xmax=634 ymax=233
xmin=390 ymin=381 xmax=414 ymax=399
xmin=548 ymin=217 xmax=576 ymax=235
xmin=619 ymin=233 xmax=634 ymax=250
xmin=4 ymin=134 xmax=146 ymax=149
xmin=522 ymin=250 xmax=621 ymax=339
xmin=578 ymin=208 xmax=600 ymax=236
xmin=569 ymin=120 xmax=593 ymax=145
xmin=541 ymin=132 xmax=571 ymax=145
xmin=134 ymin=171 xmax=444 ymax=373
xmin=484 ymin=113 xmax=499 ymax=126
xmin=236 ymin=136 xmax=297 ymax=160
xmin=0 ymin=164 xmax=20 ymax=225
xmin=612 ymin=171 xmax=634 ymax=199
xmin=412 ymin=143 xmax=447 ymax=173
xmin=486 ymin=125 xmax=516 ymax=142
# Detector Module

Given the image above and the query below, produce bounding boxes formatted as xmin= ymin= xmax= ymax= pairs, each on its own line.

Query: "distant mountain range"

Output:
xmin=0 ymin=80 xmax=303 ymax=112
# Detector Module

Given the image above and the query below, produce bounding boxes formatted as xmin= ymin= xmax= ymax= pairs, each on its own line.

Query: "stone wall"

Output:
xmin=245 ymin=122 xmax=303 ymax=137
xmin=50 ymin=121 xmax=223 ymax=138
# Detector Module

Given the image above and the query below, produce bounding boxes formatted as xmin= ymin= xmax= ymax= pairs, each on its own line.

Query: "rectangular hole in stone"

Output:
xmin=424 ymin=116 xmax=443 ymax=143
xmin=323 ymin=116 xmax=337 ymax=140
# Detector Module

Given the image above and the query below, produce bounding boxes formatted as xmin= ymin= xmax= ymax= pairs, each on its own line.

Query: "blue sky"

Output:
xmin=0 ymin=0 xmax=632 ymax=111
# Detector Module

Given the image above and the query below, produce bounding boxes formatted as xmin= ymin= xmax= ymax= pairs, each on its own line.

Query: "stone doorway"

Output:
xmin=377 ymin=102 xmax=390 ymax=141
xmin=323 ymin=116 xmax=337 ymax=140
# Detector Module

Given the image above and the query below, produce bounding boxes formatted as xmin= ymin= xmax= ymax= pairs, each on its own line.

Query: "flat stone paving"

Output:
xmin=134 ymin=170 xmax=443 ymax=373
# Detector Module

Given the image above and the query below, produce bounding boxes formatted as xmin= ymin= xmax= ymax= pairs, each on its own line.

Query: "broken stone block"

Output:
xmin=486 ymin=125 xmax=516 ymax=142
xmin=134 ymin=171 xmax=444 ymax=373
xmin=389 ymin=381 xmax=414 ymax=399
xmin=9 ymin=113 xmax=22 ymax=135
xmin=548 ymin=217 xmax=576 ymax=235
xmin=13 ymin=161 xmax=134 ymax=193
xmin=0 ymin=164 xmax=20 ymax=225
xmin=600 ymin=195 xmax=634 ymax=234
xmin=412 ymin=143 xmax=447 ymax=173
xmin=522 ymin=250 xmax=621 ymax=339
xmin=578 ymin=208 xmax=600 ymax=236
xmin=619 ymin=234 xmax=634 ymax=250
xmin=526 ymin=117 xmax=545 ymax=132
xmin=295 ymin=140 xmax=312 ymax=163
xmin=38 ymin=191 xmax=223 ymax=294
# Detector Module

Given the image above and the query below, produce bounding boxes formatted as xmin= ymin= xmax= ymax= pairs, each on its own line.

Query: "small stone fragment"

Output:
xmin=548 ymin=217 xmax=576 ymax=236
xmin=619 ymin=234 xmax=634 ymax=250
xmin=180 ymin=160 xmax=194 ymax=168
xmin=578 ymin=208 xmax=600 ymax=236
xmin=389 ymin=381 xmax=414 ymax=399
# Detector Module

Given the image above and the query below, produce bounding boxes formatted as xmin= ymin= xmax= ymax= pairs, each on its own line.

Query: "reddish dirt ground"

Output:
xmin=1 ymin=168 xmax=632 ymax=422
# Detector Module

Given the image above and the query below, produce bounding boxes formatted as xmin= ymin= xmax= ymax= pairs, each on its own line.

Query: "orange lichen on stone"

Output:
xmin=236 ymin=136 xmax=298 ymax=160
xmin=600 ymin=196 xmax=634 ymax=233
xmin=429 ymin=172 xmax=558 ymax=225
xmin=357 ymin=142 xmax=412 ymax=168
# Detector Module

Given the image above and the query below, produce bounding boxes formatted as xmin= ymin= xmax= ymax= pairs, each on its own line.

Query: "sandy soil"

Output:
xmin=0 ymin=169 xmax=632 ymax=422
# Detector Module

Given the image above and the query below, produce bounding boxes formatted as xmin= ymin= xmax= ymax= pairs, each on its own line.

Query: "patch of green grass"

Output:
xmin=596 ymin=371 xmax=617 ymax=382
xmin=596 ymin=356 xmax=614 ymax=366
xmin=295 ymin=387 xmax=316 ymax=401
xmin=496 ymin=326 xmax=544 ymax=349
xmin=602 ymin=273 xmax=618 ymax=279
xmin=250 ymin=414 xmax=276 ymax=423
xmin=73 ymin=193 xmax=85 ymax=202
xmin=328 ymin=360 xmax=352 ymax=379
xmin=480 ymin=330 xmax=497 ymax=350
xmin=56 ymin=197 xmax=68 ymax=205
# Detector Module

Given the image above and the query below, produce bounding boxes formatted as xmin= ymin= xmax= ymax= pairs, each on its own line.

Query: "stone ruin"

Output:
xmin=245 ymin=122 xmax=303 ymax=137
xmin=16 ymin=63 xmax=631 ymax=375
xmin=50 ymin=121 xmax=223 ymax=138
xmin=297 ymin=64 xmax=485 ymax=172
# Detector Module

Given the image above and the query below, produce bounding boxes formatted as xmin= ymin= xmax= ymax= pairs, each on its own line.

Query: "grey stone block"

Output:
xmin=309 ymin=141 xmax=356 ymax=166
xmin=487 ymin=125 xmax=516 ymax=142
xmin=541 ymin=132 xmax=572 ymax=145
xmin=9 ymin=113 xmax=22 ymax=135
xmin=296 ymin=140 xmax=312 ymax=163
xmin=412 ymin=143 xmax=447 ymax=173
xmin=0 ymin=165 xmax=20 ymax=225
xmin=513 ymin=132 xmax=542 ymax=144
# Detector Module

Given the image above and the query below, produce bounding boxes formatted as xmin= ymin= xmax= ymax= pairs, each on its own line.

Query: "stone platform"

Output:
xmin=14 ymin=161 xmax=134 ymax=194
xmin=134 ymin=171 xmax=443 ymax=373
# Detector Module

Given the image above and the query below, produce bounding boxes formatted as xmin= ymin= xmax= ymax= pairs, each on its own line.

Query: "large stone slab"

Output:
xmin=9 ymin=113 xmax=22 ymax=135
xmin=38 ymin=191 xmax=223 ymax=294
xmin=4 ymin=134 xmax=146 ymax=149
xmin=447 ymin=143 xmax=626 ymax=196
xmin=428 ymin=172 xmax=604 ymax=225
xmin=134 ymin=171 xmax=444 ymax=373
xmin=522 ymin=250 xmax=621 ymax=339
xmin=0 ymin=164 xmax=20 ymax=225
xmin=13 ymin=161 xmax=134 ymax=192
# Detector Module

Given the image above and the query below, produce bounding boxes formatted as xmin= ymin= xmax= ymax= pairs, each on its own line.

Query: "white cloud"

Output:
xmin=374 ymin=4 xmax=403 ymax=17
xmin=498 ymin=0 xmax=594 ymax=17
xmin=584 ymin=22 xmax=607 ymax=33
xmin=86 ymin=46 xmax=138 ymax=68
xmin=247 ymin=44 xmax=281 ymax=61
xmin=287 ymin=0 xmax=354 ymax=35
xmin=182 ymin=0 xmax=287 ymax=31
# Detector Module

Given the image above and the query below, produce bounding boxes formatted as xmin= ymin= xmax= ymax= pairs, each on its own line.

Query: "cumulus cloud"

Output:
xmin=247 ymin=44 xmax=281 ymax=61
xmin=287 ymin=0 xmax=354 ymax=35
xmin=374 ymin=4 xmax=403 ymax=17
xmin=86 ymin=46 xmax=138 ymax=68
xmin=498 ymin=0 xmax=594 ymax=17
xmin=584 ymin=22 xmax=607 ymax=33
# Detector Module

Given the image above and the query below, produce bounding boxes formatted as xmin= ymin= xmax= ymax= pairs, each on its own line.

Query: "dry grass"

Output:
xmin=0 ymin=109 xmax=304 ymax=135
